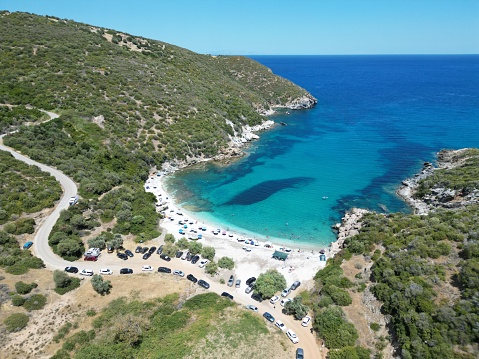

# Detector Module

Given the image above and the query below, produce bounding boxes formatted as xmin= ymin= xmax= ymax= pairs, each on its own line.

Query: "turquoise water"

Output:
xmin=165 ymin=55 xmax=479 ymax=248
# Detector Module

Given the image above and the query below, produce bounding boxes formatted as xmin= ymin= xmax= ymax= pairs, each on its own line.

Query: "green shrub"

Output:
xmin=91 ymin=275 xmax=111 ymax=295
xmin=23 ymin=293 xmax=47 ymax=311
xmin=218 ymin=256 xmax=235 ymax=269
xmin=54 ymin=277 xmax=81 ymax=295
xmin=370 ymin=322 xmax=380 ymax=331
xmin=11 ymin=294 xmax=26 ymax=306
xmin=15 ymin=281 xmax=38 ymax=294
xmin=4 ymin=312 xmax=29 ymax=332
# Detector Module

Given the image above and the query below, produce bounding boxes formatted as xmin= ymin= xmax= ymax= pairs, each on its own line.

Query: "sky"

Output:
xmin=1 ymin=0 xmax=478 ymax=55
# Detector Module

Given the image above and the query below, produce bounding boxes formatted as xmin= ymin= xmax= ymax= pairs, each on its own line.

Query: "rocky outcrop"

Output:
xmin=284 ymin=94 xmax=317 ymax=110
xmin=397 ymin=148 xmax=479 ymax=214
xmin=330 ymin=208 xmax=370 ymax=255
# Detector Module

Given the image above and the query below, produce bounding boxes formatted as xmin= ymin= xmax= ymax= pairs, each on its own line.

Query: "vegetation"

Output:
xmin=91 ymin=274 xmax=112 ymax=295
xmin=0 ymin=150 xmax=61 ymax=225
xmin=205 ymin=261 xmax=218 ymax=276
xmin=0 ymin=105 xmax=46 ymax=134
xmin=0 ymin=11 xmax=312 ymax=258
xmin=53 ymin=270 xmax=81 ymax=295
xmin=284 ymin=296 xmax=309 ymax=320
xmin=0 ymin=230 xmax=45 ymax=274
xmin=4 ymin=312 xmax=29 ymax=332
xmin=23 ymin=293 xmax=47 ymax=311
xmin=254 ymin=269 xmax=286 ymax=299
xmin=201 ymin=245 xmax=215 ymax=261
xmin=14 ymin=281 xmax=38 ymax=294
xmin=52 ymin=292 xmax=273 ymax=358
xmin=218 ymin=256 xmax=235 ymax=269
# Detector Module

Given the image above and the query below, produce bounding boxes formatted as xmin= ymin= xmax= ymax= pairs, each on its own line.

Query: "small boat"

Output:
xmin=322 ymin=196 xmax=328 ymax=200
xmin=222 ymin=230 xmax=226 ymax=235
xmin=280 ymin=122 xmax=287 ymax=126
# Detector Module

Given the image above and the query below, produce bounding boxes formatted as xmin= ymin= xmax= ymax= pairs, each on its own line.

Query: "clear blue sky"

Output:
xmin=1 ymin=0 xmax=478 ymax=55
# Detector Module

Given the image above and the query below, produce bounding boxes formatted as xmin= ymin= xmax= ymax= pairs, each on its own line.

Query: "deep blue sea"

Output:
xmin=165 ymin=55 xmax=479 ymax=248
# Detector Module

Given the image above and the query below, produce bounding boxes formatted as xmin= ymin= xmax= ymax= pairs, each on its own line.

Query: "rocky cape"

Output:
xmin=397 ymin=148 xmax=479 ymax=214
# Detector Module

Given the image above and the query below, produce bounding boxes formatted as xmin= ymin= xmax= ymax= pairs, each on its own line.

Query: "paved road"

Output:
xmin=0 ymin=112 xmax=323 ymax=358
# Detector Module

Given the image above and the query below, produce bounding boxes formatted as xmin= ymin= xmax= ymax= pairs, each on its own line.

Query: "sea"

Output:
xmin=164 ymin=55 xmax=479 ymax=248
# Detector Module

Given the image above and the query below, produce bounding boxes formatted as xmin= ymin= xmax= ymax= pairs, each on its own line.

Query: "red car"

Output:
xmin=84 ymin=255 xmax=98 ymax=261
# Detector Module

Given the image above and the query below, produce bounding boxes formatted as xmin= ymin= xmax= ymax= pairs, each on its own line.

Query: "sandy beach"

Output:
xmin=145 ymin=173 xmax=330 ymax=289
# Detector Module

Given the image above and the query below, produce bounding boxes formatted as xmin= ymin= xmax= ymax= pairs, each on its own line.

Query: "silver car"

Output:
xmin=235 ymin=279 xmax=241 ymax=288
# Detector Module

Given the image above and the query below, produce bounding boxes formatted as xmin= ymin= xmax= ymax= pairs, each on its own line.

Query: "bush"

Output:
xmin=201 ymin=246 xmax=215 ymax=261
xmin=15 ymin=281 xmax=38 ymax=294
xmin=218 ymin=256 xmax=235 ymax=270
xmin=54 ymin=277 xmax=81 ymax=295
xmin=205 ymin=261 xmax=218 ymax=276
xmin=254 ymin=269 xmax=286 ymax=299
xmin=23 ymin=293 xmax=47 ymax=311
xmin=91 ymin=275 xmax=111 ymax=295
xmin=370 ymin=322 xmax=380 ymax=331
xmin=284 ymin=296 xmax=309 ymax=320
xmin=4 ymin=312 xmax=29 ymax=332
xmin=11 ymin=294 xmax=26 ymax=306
xmin=54 ymin=270 xmax=72 ymax=288
xmin=164 ymin=233 xmax=175 ymax=244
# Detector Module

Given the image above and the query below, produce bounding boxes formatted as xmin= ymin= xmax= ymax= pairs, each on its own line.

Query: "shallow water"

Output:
xmin=165 ymin=55 xmax=479 ymax=247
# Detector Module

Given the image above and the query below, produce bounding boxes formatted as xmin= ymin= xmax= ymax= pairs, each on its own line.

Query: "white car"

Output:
xmin=270 ymin=295 xmax=280 ymax=304
xmin=181 ymin=252 xmax=189 ymax=260
xmin=99 ymin=268 xmax=112 ymax=275
xmin=199 ymin=259 xmax=209 ymax=268
xmin=275 ymin=320 xmax=287 ymax=332
xmin=301 ymin=315 xmax=312 ymax=327
xmin=280 ymin=298 xmax=293 ymax=307
xmin=173 ymin=270 xmax=185 ymax=277
xmin=245 ymin=304 xmax=258 ymax=312
xmin=80 ymin=269 xmax=93 ymax=276
xmin=286 ymin=329 xmax=299 ymax=344
xmin=142 ymin=265 xmax=154 ymax=271
xmin=281 ymin=288 xmax=291 ymax=297
xmin=242 ymin=246 xmax=252 ymax=252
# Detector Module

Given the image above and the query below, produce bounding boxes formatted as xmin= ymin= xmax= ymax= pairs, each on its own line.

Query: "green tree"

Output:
xmin=201 ymin=246 xmax=215 ymax=261
xmin=188 ymin=241 xmax=203 ymax=255
xmin=57 ymin=238 xmax=83 ymax=258
xmin=91 ymin=274 xmax=111 ymax=295
xmin=15 ymin=281 xmax=37 ymax=294
xmin=284 ymin=296 xmax=309 ymax=320
xmin=164 ymin=233 xmax=175 ymax=244
xmin=53 ymin=270 xmax=72 ymax=288
xmin=314 ymin=306 xmax=359 ymax=349
xmin=205 ymin=261 xmax=218 ymax=276
xmin=218 ymin=256 xmax=235 ymax=270
xmin=254 ymin=269 xmax=286 ymax=299
xmin=162 ymin=243 xmax=178 ymax=257
xmin=177 ymin=237 xmax=189 ymax=249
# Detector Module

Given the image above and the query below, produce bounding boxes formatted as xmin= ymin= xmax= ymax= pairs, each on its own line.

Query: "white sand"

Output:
xmin=145 ymin=173 xmax=329 ymax=289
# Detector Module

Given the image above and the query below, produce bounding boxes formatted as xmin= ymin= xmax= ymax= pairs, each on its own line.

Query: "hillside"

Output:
xmin=0 ymin=11 xmax=316 ymax=251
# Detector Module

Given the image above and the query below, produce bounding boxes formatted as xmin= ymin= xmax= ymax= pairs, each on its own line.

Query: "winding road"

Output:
xmin=0 ymin=110 xmax=324 ymax=358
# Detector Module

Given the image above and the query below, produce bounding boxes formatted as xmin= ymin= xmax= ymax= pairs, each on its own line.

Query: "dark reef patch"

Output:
xmin=224 ymin=177 xmax=314 ymax=205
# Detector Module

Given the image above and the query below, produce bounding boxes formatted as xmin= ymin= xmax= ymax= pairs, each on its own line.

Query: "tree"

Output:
xmin=91 ymin=274 xmax=111 ymax=295
xmin=218 ymin=256 xmax=235 ymax=270
xmin=205 ymin=261 xmax=218 ymax=276
xmin=57 ymin=238 xmax=83 ymax=258
xmin=284 ymin=296 xmax=309 ymax=320
xmin=177 ymin=237 xmax=188 ymax=249
xmin=88 ymin=235 xmax=106 ymax=249
xmin=188 ymin=241 xmax=203 ymax=255
xmin=201 ymin=246 xmax=215 ymax=261
xmin=15 ymin=281 xmax=37 ymax=294
xmin=162 ymin=243 xmax=178 ymax=257
xmin=4 ymin=313 xmax=29 ymax=332
xmin=254 ymin=269 xmax=286 ymax=299
xmin=53 ymin=270 xmax=72 ymax=288
xmin=164 ymin=233 xmax=175 ymax=244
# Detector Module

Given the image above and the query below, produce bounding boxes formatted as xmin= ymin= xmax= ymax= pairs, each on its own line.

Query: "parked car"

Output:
xmin=262 ymin=312 xmax=275 ymax=322
xmin=181 ymin=251 xmax=189 ymax=260
xmin=198 ymin=279 xmax=210 ymax=289
xmin=290 ymin=280 xmax=301 ymax=291
xmin=287 ymin=329 xmax=299 ymax=344
xmin=158 ymin=267 xmax=172 ymax=273
xmin=148 ymin=246 xmax=156 ymax=254
xmin=270 ymin=295 xmax=280 ymax=304
xmin=80 ymin=269 xmax=93 ymax=276
xmin=246 ymin=277 xmax=256 ymax=286
xmin=186 ymin=252 xmax=193 ymax=261
xmin=173 ymin=270 xmax=185 ymax=277
xmin=135 ymin=246 xmax=143 ymax=253
xmin=120 ymin=268 xmax=133 ymax=274
xmin=125 ymin=249 xmax=134 ymax=257
xmin=191 ymin=255 xmax=200 ymax=264
xmin=187 ymin=274 xmax=198 ymax=283
xmin=245 ymin=304 xmax=258 ymax=312
xmin=23 ymin=241 xmax=33 ymax=250
xmin=176 ymin=250 xmax=183 ymax=258
xmin=296 ymin=348 xmax=304 ymax=359
xmin=160 ymin=253 xmax=171 ymax=262
xmin=227 ymin=275 xmax=234 ymax=287
xmin=65 ymin=266 xmax=78 ymax=273
xmin=156 ymin=245 xmax=163 ymax=255
xmin=84 ymin=255 xmax=98 ymax=261
xmin=142 ymin=265 xmax=154 ymax=271
xmin=99 ymin=268 xmax=113 ymax=275
xmin=142 ymin=252 xmax=151 ymax=260
xmin=251 ymin=293 xmax=263 ymax=302
xmin=280 ymin=298 xmax=293 ymax=307
xmin=141 ymin=247 xmax=149 ymax=254
xmin=275 ymin=320 xmax=287 ymax=332
xmin=221 ymin=292 xmax=234 ymax=300
xmin=107 ymin=246 xmax=114 ymax=253
xmin=245 ymin=285 xmax=254 ymax=294
xmin=235 ymin=279 xmax=241 ymax=288
xmin=281 ymin=288 xmax=291 ymax=297
xmin=301 ymin=315 xmax=312 ymax=327
xmin=199 ymin=259 xmax=209 ymax=268
xmin=117 ymin=252 xmax=128 ymax=260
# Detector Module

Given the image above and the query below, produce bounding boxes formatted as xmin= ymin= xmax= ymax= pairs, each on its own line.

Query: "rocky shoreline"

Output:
xmin=330 ymin=208 xmax=370 ymax=255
